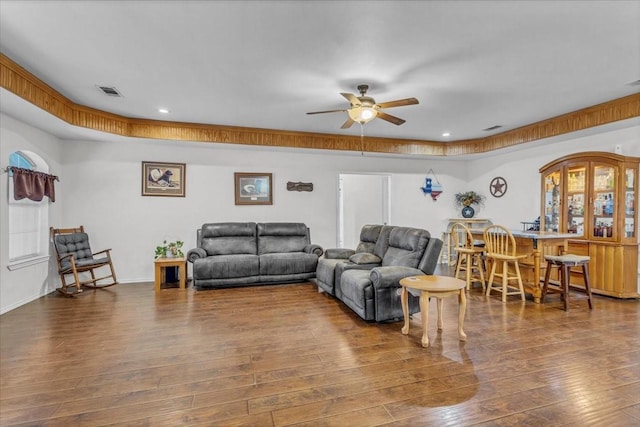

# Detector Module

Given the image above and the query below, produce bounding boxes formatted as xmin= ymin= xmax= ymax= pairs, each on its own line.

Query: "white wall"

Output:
xmin=466 ymin=124 xmax=640 ymax=229
xmin=57 ymin=137 xmax=468 ymax=284
xmin=1 ymin=111 xmax=638 ymax=314
xmin=0 ymin=114 xmax=64 ymax=313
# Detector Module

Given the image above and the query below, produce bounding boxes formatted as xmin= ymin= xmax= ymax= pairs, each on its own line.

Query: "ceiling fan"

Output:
xmin=307 ymin=84 xmax=419 ymax=129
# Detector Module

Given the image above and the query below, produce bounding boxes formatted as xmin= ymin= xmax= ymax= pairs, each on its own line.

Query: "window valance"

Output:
xmin=9 ymin=166 xmax=59 ymax=202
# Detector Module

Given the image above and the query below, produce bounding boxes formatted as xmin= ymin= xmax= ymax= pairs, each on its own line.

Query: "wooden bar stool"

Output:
xmin=451 ymin=222 xmax=485 ymax=291
xmin=484 ymin=225 xmax=527 ymax=302
xmin=541 ymin=254 xmax=593 ymax=311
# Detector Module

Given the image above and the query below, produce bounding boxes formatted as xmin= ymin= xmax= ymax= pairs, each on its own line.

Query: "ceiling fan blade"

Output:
xmin=340 ymin=117 xmax=355 ymax=129
xmin=306 ymin=109 xmax=347 ymax=115
xmin=377 ymin=111 xmax=406 ymax=126
xmin=376 ymin=97 xmax=419 ymax=109
xmin=341 ymin=92 xmax=361 ymax=106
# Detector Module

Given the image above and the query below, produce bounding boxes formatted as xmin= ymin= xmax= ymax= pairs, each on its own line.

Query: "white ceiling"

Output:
xmin=0 ymin=0 xmax=639 ymax=144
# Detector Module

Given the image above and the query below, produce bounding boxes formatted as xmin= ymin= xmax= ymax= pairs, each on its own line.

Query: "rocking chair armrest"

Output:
xmin=92 ymin=248 xmax=113 ymax=257
xmin=57 ymin=253 xmax=75 ymax=262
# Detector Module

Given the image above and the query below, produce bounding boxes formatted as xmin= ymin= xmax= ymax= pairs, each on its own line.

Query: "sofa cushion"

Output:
xmin=339 ymin=269 xmax=375 ymax=320
xmin=316 ymin=258 xmax=344 ymax=293
xmin=201 ymin=222 xmax=257 ymax=256
xmin=259 ymin=252 xmax=318 ymax=276
xmin=257 ymin=223 xmax=310 ymax=254
xmin=54 ymin=232 xmax=94 ymax=270
xmin=372 ymin=225 xmax=393 ymax=258
xmin=193 ymin=254 xmax=259 ymax=279
xmin=354 ymin=224 xmax=383 ymax=254
xmin=382 ymin=227 xmax=430 ymax=268
xmin=349 ymin=252 xmax=382 ymax=265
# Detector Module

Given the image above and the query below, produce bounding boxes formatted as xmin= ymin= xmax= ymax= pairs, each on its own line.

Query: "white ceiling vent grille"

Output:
xmin=97 ymin=85 xmax=123 ymax=97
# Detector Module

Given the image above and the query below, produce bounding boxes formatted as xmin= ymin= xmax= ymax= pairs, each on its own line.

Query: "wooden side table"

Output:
xmin=399 ymin=275 xmax=467 ymax=347
xmin=154 ymin=257 xmax=187 ymax=292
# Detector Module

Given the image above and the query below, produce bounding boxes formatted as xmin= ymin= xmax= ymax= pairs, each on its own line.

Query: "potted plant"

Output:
xmin=155 ymin=240 xmax=184 ymax=259
xmin=454 ymin=191 xmax=485 ymax=218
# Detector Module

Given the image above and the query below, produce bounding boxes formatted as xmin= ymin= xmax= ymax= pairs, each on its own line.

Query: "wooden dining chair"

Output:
xmin=50 ymin=226 xmax=118 ymax=296
xmin=451 ymin=222 xmax=485 ymax=291
xmin=483 ymin=225 xmax=526 ymax=302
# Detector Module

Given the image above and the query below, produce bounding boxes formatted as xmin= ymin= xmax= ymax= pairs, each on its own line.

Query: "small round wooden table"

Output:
xmin=399 ymin=275 xmax=467 ymax=347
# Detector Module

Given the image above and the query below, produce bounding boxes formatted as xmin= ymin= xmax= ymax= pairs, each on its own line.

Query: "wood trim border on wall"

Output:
xmin=2 ymin=52 xmax=639 ymax=157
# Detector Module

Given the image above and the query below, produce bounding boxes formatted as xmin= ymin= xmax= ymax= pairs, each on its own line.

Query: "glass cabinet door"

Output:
xmin=624 ymin=167 xmax=636 ymax=239
xmin=566 ymin=165 xmax=586 ymax=235
xmin=543 ymin=170 xmax=561 ymax=232
xmin=592 ymin=164 xmax=616 ymax=239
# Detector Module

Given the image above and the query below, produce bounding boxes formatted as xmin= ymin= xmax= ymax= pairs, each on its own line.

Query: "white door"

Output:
xmin=338 ymin=174 xmax=390 ymax=248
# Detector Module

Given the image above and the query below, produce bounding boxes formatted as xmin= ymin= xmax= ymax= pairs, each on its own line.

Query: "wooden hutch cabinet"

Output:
xmin=540 ymin=152 xmax=639 ymax=298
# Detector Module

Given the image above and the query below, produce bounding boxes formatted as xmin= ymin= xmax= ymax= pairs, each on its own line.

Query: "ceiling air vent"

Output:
xmin=97 ymin=85 xmax=123 ymax=97
xmin=483 ymin=125 xmax=502 ymax=131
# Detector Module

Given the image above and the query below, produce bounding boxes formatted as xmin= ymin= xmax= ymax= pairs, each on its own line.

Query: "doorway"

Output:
xmin=338 ymin=173 xmax=391 ymax=248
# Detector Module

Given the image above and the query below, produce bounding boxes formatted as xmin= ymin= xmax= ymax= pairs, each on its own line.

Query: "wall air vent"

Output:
xmin=483 ymin=125 xmax=502 ymax=131
xmin=97 ymin=86 xmax=123 ymax=97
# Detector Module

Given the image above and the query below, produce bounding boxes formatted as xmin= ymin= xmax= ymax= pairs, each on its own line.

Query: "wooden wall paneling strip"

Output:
xmin=2 ymin=52 xmax=639 ymax=156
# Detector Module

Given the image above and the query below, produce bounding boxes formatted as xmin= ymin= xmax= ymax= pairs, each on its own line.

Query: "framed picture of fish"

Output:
xmin=234 ymin=172 xmax=273 ymax=205
xmin=141 ymin=161 xmax=186 ymax=197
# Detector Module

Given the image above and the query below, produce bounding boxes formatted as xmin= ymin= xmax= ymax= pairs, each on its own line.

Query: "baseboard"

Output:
xmin=0 ymin=288 xmax=56 ymax=315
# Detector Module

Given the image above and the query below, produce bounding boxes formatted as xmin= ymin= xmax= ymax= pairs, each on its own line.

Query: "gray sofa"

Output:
xmin=315 ymin=224 xmax=443 ymax=322
xmin=187 ymin=222 xmax=323 ymax=289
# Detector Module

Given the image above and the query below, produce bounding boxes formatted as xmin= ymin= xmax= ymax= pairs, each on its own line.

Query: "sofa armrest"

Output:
xmin=369 ymin=266 xmax=424 ymax=289
xmin=349 ymin=252 xmax=382 ymax=265
xmin=304 ymin=244 xmax=324 ymax=257
xmin=187 ymin=248 xmax=207 ymax=263
xmin=324 ymin=248 xmax=355 ymax=259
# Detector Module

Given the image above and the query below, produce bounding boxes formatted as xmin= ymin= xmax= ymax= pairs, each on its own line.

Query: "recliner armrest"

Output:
xmin=324 ymin=248 xmax=355 ymax=259
xmin=369 ymin=266 xmax=424 ymax=289
xmin=304 ymin=244 xmax=324 ymax=257
xmin=349 ymin=252 xmax=381 ymax=265
xmin=187 ymin=248 xmax=207 ymax=263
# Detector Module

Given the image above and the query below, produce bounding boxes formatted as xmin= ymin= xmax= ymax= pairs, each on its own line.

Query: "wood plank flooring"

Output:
xmin=1 ymin=270 xmax=639 ymax=426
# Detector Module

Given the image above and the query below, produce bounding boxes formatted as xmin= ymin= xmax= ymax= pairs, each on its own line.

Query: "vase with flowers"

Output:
xmin=155 ymin=240 xmax=184 ymax=259
xmin=454 ymin=191 xmax=485 ymax=218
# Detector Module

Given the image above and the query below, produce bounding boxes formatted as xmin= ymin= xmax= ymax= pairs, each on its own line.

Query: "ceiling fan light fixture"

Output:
xmin=348 ymin=106 xmax=377 ymax=124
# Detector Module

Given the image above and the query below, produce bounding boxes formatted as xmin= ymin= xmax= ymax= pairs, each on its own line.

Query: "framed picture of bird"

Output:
xmin=141 ymin=161 xmax=186 ymax=197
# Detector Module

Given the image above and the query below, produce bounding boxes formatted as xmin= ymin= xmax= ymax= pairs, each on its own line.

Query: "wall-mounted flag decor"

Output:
xmin=420 ymin=169 xmax=443 ymax=201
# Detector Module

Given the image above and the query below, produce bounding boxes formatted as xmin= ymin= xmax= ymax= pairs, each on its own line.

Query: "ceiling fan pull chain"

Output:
xmin=360 ymin=123 xmax=365 ymax=156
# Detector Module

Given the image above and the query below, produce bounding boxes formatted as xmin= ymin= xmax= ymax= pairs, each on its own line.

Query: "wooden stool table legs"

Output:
xmin=541 ymin=254 xmax=593 ymax=311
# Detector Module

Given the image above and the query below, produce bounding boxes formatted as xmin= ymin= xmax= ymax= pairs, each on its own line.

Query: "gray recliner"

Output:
xmin=315 ymin=224 xmax=387 ymax=295
xmin=338 ymin=227 xmax=442 ymax=322
xmin=316 ymin=224 xmax=443 ymax=322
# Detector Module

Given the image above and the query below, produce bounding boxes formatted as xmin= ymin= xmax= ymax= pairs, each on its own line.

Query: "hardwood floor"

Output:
xmin=1 ymin=270 xmax=639 ymax=426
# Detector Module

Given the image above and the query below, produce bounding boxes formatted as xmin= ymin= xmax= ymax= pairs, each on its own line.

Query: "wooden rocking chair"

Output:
xmin=50 ymin=226 xmax=118 ymax=296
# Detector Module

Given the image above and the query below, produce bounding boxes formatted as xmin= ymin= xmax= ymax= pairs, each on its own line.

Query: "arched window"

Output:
xmin=8 ymin=150 xmax=50 ymax=269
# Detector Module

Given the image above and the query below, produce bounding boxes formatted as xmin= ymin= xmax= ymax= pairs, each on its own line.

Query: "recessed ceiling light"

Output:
xmin=158 ymin=108 xmax=170 ymax=114
xmin=442 ymin=132 xmax=450 ymax=137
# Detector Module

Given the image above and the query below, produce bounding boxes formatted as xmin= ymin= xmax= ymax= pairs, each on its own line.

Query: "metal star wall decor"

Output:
xmin=490 ymin=176 xmax=507 ymax=197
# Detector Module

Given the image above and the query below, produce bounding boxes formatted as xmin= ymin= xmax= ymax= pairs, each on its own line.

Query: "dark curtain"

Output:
xmin=10 ymin=167 xmax=58 ymax=202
